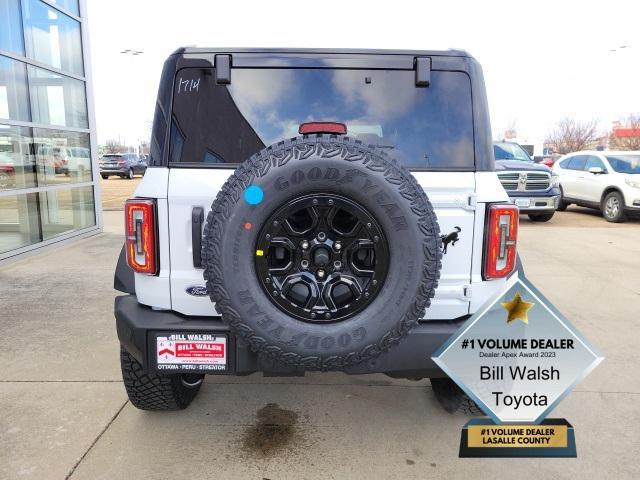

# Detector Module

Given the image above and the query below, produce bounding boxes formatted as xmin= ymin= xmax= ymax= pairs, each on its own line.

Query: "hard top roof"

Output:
xmin=171 ymin=46 xmax=471 ymax=57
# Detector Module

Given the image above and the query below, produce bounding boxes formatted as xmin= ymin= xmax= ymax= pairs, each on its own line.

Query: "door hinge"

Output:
xmin=215 ymin=54 xmax=231 ymax=84
xmin=414 ymin=57 xmax=431 ymax=87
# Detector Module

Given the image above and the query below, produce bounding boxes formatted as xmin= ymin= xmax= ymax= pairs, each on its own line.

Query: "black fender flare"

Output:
xmin=114 ymin=245 xmax=135 ymax=294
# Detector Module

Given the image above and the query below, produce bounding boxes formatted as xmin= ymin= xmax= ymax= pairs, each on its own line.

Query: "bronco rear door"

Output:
xmin=166 ymin=56 xmax=476 ymax=319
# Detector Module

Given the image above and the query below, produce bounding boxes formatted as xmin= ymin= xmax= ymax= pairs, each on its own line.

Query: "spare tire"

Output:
xmin=202 ymin=135 xmax=441 ymax=370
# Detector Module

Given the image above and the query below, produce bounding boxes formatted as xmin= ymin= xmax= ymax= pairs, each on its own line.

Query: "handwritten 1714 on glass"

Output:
xmin=177 ymin=77 xmax=200 ymax=94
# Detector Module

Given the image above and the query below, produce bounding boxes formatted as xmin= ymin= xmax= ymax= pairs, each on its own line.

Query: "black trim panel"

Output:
xmin=191 ymin=207 xmax=204 ymax=268
xmin=114 ymin=245 xmax=135 ymax=294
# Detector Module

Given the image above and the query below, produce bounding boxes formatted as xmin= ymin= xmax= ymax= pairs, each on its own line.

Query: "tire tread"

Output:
xmin=120 ymin=347 xmax=201 ymax=411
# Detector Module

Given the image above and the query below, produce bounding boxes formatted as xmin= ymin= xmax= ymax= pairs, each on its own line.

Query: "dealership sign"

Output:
xmin=432 ymin=277 xmax=603 ymax=424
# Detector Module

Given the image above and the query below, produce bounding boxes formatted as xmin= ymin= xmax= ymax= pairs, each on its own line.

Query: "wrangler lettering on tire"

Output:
xmin=202 ymin=135 xmax=442 ymax=370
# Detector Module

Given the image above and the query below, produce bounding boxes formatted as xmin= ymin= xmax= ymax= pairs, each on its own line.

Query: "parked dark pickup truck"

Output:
xmin=494 ymin=141 xmax=560 ymax=222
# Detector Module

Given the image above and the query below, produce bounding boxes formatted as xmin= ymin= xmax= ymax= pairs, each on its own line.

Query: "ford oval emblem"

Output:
xmin=186 ymin=285 xmax=208 ymax=297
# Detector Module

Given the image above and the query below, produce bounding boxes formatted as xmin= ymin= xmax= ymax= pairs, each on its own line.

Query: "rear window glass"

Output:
xmin=169 ymin=68 xmax=474 ymax=169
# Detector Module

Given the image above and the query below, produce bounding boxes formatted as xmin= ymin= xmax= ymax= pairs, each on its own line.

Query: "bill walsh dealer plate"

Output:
xmin=156 ymin=333 xmax=227 ymax=372
xmin=432 ymin=276 xmax=603 ymax=424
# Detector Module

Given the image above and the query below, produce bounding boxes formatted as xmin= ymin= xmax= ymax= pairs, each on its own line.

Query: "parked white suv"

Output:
xmin=553 ymin=151 xmax=640 ymax=222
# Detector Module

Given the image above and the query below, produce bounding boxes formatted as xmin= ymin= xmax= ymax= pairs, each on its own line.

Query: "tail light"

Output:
xmin=483 ymin=204 xmax=518 ymax=280
xmin=125 ymin=199 xmax=158 ymax=275
xmin=118 ymin=160 xmax=126 ymax=166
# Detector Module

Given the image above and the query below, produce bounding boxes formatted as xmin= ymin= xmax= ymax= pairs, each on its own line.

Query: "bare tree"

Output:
xmin=104 ymin=139 xmax=124 ymax=154
xmin=503 ymin=118 xmax=518 ymax=140
xmin=139 ymin=140 xmax=150 ymax=155
xmin=609 ymin=114 xmax=640 ymax=150
xmin=545 ymin=118 xmax=600 ymax=154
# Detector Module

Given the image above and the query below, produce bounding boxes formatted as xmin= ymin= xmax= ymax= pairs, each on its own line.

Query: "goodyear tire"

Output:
xmin=202 ymin=135 xmax=442 ymax=370
xmin=120 ymin=347 xmax=203 ymax=410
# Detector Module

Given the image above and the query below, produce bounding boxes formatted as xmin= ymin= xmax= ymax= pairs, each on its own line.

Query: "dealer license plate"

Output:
xmin=156 ymin=333 xmax=227 ymax=372
xmin=515 ymin=198 xmax=530 ymax=208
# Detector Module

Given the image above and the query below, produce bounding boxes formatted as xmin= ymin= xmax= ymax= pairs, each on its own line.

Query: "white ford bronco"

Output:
xmin=114 ymin=48 xmax=520 ymax=413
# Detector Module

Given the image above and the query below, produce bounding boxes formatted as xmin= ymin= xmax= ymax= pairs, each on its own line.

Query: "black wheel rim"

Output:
xmin=255 ymin=193 xmax=389 ymax=323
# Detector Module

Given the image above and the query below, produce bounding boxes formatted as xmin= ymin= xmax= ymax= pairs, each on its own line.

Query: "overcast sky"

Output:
xmin=86 ymin=0 xmax=639 ymax=147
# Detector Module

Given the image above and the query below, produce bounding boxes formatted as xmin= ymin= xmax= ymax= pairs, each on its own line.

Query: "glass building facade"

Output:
xmin=0 ymin=0 xmax=99 ymax=260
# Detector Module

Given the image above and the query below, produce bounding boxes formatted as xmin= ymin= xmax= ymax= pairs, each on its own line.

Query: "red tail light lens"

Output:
xmin=125 ymin=199 xmax=157 ymax=275
xmin=299 ymin=122 xmax=347 ymax=135
xmin=483 ymin=204 xmax=518 ymax=280
xmin=118 ymin=160 xmax=126 ymax=166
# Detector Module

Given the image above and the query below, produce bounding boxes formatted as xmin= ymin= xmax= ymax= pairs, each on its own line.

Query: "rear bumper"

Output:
xmin=115 ymin=294 xmax=463 ymax=379
xmin=100 ymin=168 xmax=127 ymax=175
xmin=509 ymin=194 xmax=559 ymax=212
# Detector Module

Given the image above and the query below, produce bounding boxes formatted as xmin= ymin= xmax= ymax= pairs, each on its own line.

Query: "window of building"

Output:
xmin=0 ymin=0 xmax=26 ymax=55
xmin=33 ymin=128 xmax=91 ymax=185
xmin=0 ymin=124 xmax=36 ymax=191
xmin=0 ymin=55 xmax=31 ymax=121
xmin=0 ymin=191 xmax=40 ymax=254
xmin=22 ymin=0 xmax=84 ymax=76
xmin=0 ymin=0 xmax=98 ymax=261
xmin=47 ymin=0 xmax=79 ymax=16
xmin=27 ymin=65 xmax=88 ymax=128
xmin=39 ymin=184 xmax=94 ymax=240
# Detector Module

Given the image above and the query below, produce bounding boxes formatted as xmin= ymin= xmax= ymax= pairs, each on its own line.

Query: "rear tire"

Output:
xmin=430 ymin=377 xmax=483 ymax=416
xmin=127 ymin=168 xmax=134 ymax=179
xmin=602 ymin=191 xmax=626 ymax=223
xmin=120 ymin=347 xmax=203 ymax=411
xmin=556 ymin=187 xmax=569 ymax=211
xmin=528 ymin=212 xmax=554 ymax=222
xmin=101 ymin=174 xmax=108 ymax=180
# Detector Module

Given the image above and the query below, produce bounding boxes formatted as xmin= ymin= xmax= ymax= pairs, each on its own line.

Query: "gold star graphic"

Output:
xmin=500 ymin=292 xmax=534 ymax=324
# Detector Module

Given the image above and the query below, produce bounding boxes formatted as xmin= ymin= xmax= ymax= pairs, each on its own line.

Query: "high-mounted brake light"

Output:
xmin=483 ymin=204 xmax=518 ymax=280
xmin=125 ymin=199 xmax=157 ymax=275
xmin=299 ymin=122 xmax=347 ymax=135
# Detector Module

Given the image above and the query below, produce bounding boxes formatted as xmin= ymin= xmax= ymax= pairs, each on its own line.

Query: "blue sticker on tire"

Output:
xmin=244 ymin=185 xmax=264 ymax=205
